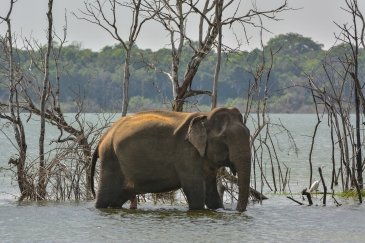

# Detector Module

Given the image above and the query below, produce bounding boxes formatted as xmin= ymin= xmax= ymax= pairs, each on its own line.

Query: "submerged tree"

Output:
xmin=0 ymin=0 xmax=30 ymax=200
xmin=37 ymin=0 xmax=54 ymax=200
xmin=0 ymin=0 xmax=110 ymax=201
xmin=305 ymin=0 xmax=364 ymax=203
xmin=335 ymin=0 xmax=364 ymax=190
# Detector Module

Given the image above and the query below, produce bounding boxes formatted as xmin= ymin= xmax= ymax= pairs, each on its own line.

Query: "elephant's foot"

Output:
xmin=95 ymin=200 xmax=123 ymax=209
xmin=205 ymin=200 xmax=223 ymax=210
xmin=95 ymin=190 xmax=126 ymax=209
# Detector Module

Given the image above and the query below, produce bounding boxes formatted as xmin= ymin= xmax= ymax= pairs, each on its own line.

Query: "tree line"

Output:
xmin=3 ymin=33 xmax=360 ymax=113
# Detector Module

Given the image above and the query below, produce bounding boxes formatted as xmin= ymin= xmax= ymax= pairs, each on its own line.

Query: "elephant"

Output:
xmin=90 ymin=107 xmax=251 ymax=212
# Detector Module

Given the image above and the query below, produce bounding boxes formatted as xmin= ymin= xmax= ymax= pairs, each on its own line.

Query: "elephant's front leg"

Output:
xmin=205 ymin=173 xmax=224 ymax=210
xmin=181 ymin=177 xmax=206 ymax=210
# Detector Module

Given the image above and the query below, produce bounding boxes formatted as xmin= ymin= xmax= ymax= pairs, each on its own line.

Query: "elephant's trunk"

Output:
xmin=229 ymin=131 xmax=251 ymax=212
xmin=236 ymin=154 xmax=251 ymax=212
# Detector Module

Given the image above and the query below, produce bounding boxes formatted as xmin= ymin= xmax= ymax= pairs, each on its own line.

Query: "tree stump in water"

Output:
xmin=302 ymin=188 xmax=313 ymax=206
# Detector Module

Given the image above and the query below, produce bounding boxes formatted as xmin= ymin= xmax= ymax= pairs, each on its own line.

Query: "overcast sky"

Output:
xmin=1 ymin=0 xmax=364 ymax=51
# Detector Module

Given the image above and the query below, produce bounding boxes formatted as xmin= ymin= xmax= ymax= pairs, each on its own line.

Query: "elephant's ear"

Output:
xmin=186 ymin=115 xmax=207 ymax=157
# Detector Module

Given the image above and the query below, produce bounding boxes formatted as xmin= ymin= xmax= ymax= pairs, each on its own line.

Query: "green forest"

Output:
xmin=1 ymin=33 xmax=361 ymax=113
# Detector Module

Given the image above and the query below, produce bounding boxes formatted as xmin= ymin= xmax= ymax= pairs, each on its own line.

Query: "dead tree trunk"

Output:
xmin=0 ymin=0 xmax=32 ymax=200
xmin=318 ymin=167 xmax=327 ymax=205
xmin=37 ymin=0 xmax=53 ymax=200
xmin=336 ymin=0 xmax=364 ymax=190
xmin=211 ymin=0 xmax=223 ymax=109
xmin=122 ymin=51 xmax=131 ymax=116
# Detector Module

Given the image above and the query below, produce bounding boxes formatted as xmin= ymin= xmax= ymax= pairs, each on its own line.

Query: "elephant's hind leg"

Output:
xmin=95 ymin=155 xmax=126 ymax=208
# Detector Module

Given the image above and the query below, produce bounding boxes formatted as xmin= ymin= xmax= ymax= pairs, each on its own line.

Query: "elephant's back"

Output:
xmin=112 ymin=111 xmax=190 ymax=132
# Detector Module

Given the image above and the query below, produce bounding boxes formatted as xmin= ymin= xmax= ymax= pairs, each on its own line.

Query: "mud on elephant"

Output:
xmin=90 ymin=107 xmax=251 ymax=211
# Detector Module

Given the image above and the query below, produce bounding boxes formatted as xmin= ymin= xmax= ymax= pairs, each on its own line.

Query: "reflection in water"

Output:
xmin=0 ymin=194 xmax=364 ymax=242
xmin=91 ymin=203 xmax=255 ymax=242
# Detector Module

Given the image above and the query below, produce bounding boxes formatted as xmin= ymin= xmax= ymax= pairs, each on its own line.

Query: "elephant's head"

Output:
xmin=186 ymin=107 xmax=251 ymax=211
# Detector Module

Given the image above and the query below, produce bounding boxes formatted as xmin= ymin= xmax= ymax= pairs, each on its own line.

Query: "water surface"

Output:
xmin=0 ymin=197 xmax=363 ymax=242
xmin=0 ymin=114 xmax=364 ymax=242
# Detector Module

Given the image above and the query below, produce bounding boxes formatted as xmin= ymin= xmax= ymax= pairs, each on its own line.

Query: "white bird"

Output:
xmin=309 ymin=180 xmax=320 ymax=193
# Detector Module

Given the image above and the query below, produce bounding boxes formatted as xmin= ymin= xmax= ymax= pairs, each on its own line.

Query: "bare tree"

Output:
xmin=0 ymin=0 xmax=112 ymax=201
xmin=287 ymin=0 xmax=365 ymax=205
xmin=334 ymin=0 xmax=364 ymax=190
xmin=75 ymin=0 xmax=157 ymax=116
xmin=145 ymin=0 xmax=289 ymax=111
xmin=0 ymin=0 xmax=31 ymax=200
xmin=307 ymin=53 xmax=362 ymax=202
xmin=211 ymin=0 xmax=223 ymax=109
xmin=75 ymin=0 xmax=288 ymax=111
xmin=37 ymin=0 xmax=54 ymax=200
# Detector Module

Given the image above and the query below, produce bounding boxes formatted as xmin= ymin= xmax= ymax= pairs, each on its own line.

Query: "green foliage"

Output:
xmin=0 ymin=33 xmax=360 ymax=112
xmin=224 ymin=98 xmax=246 ymax=109
xmin=266 ymin=33 xmax=323 ymax=55
xmin=337 ymin=189 xmax=365 ymax=199
xmin=128 ymin=96 xmax=155 ymax=112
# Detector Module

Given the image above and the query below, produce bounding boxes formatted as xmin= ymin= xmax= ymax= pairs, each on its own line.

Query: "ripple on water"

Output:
xmin=0 ymin=197 xmax=364 ymax=242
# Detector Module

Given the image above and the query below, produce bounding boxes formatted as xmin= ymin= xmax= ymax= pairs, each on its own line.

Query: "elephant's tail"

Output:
xmin=90 ymin=145 xmax=99 ymax=199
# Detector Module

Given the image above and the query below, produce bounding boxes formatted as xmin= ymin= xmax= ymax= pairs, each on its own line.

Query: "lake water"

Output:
xmin=0 ymin=114 xmax=364 ymax=242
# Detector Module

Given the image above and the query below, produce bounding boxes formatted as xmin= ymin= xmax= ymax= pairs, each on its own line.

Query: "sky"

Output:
xmin=0 ymin=0 xmax=364 ymax=51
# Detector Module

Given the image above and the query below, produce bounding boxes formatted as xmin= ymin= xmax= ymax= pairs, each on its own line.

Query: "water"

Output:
xmin=0 ymin=199 xmax=363 ymax=242
xmin=0 ymin=114 xmax=364 ymax=242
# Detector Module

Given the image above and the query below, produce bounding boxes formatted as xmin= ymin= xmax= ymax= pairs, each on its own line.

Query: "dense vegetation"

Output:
xmin=1 ymin=32 xmax=363 ymax=113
